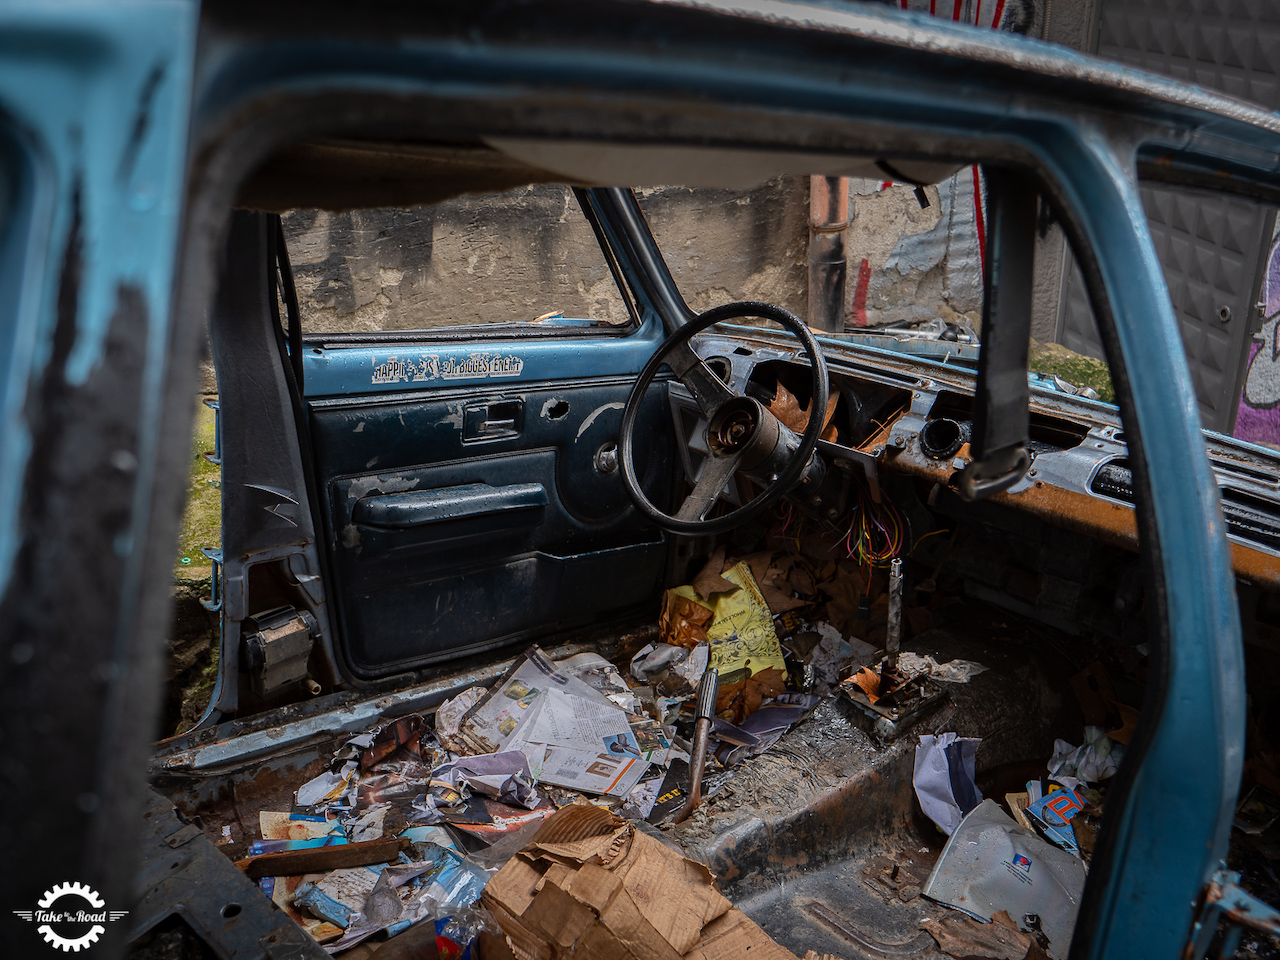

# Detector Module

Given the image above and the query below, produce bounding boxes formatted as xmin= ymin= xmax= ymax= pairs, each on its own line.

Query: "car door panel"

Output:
xmin=309 ymin=375 xmax=676 ymax=677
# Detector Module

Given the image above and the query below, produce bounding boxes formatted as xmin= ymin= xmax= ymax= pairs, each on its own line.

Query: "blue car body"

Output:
xmin=1 ymin=1 xmax=1278 ymax=957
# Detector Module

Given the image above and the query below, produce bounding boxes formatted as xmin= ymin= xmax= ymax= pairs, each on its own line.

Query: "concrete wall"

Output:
xmin=282 ymin=175 xmax=986 ymax=335
xmin=283 ymin=187 xmax=630 ymax=331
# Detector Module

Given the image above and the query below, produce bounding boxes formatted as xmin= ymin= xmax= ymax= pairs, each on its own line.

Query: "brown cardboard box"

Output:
xmin=481 ymin=805 xmax=798 ymax=960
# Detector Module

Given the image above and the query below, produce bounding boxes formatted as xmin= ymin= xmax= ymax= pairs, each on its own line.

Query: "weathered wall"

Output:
xmin=849 ymin=173 xmax=984 ymax=327
xmin=635 ymin=181 xmax=810 ymax=318
xmin=283 ymin=186 xmax=630 ymax=331
xmin=282 ymin=174 xmax=985 ymax=335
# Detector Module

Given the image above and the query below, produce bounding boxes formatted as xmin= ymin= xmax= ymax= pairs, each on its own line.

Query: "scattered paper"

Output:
xmin=457 ymin=647 xmax=611 ymax=754
xmin=619 ymin=775 xmax=664 ymax=820
xmin=631 ymin=641 xmax=709 ymax=695
xmin=558 ymin=652 xmax=641 ymax=712
xmin=458 ymin=648 xmax=654 ymax=798
xmin=896 ymin=652 xmax=988 ymax=683
xmin=923 ymin=799 xmax=1086 ymax=960
xmin=343 ymin=806 xmax=387 ymax=843
xmin=1026 ymin=785 xmax=1087 ymax=856
xmin=297 ymin=761 xmax=359 ymax=809
xmin=260 ymin=811 xmax=341 ymax=842
xmin=914 ymin=733 xmax=983 ymax=836
xmin=435 ymin=751 xmax=540 ymax=809
xmin=714 ymin=694 xmax=822 ymax=765
xmin=435 ymin=686 xmax=485 ymax=753
xmin=660 ymin=562 xmax=787 ymax=680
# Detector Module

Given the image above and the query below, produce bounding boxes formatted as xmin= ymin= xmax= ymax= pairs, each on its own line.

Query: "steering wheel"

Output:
xmin=619 ymin=301 xmax=829 ymax=535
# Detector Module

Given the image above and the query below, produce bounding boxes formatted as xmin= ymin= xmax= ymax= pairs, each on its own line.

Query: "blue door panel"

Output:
xmin=309 ymin=375 xmax=676 ymax=677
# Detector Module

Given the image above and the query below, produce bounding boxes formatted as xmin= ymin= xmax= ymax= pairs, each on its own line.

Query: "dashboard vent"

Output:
xmin=1089 ymin=460 xmax=1280 ymax=552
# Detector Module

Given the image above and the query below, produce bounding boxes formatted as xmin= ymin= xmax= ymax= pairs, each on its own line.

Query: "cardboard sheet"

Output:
xmin=483 ymin=805 xmax=798 ymax=960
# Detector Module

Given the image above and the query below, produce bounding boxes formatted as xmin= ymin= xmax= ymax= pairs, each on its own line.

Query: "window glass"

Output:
xmin=283 ymin=185 xmax=632 ymax=334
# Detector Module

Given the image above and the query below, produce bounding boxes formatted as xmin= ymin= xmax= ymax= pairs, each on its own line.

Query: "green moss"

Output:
xmin=1028 ymin=340 xmax=1115 ymax=404
xmin=175 ymin=399 xmax=221 ymax=578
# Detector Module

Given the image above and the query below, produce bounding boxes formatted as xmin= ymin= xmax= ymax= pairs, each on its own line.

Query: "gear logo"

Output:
xmin=12 ymin=881 xmax=128 ymax=952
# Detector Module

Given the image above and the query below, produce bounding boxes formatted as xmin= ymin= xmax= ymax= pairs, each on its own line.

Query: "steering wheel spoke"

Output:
xmin=668 ymin=342 xmax=735 ymax=417
xmin=675 ymin=448 xmax=746 ymax=522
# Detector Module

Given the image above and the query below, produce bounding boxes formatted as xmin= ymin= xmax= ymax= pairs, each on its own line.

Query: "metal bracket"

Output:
xmin=129 ymin=789 xmax=327 ymax=958
xmin=1184 ymin=869 xmax=1280 ymax=959
xmin=202 ymin=397 xmax=222 ymax=466
xmin=200 ymin=547 xmax=223 ymax=612
xmin=955 ymin=445 xmax=1032 ymax=500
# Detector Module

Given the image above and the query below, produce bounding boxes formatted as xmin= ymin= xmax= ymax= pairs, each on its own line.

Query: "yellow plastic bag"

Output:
xmin=660 ymin=561 xmax=785 ymax=679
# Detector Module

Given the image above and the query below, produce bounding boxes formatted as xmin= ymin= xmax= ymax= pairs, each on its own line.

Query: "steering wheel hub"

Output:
xmin=708 ymin=397 xmax=779 ymax=471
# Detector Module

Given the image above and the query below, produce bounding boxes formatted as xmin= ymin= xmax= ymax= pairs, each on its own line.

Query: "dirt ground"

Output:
xmin=163 ymin=394 xmax=221 ymax=738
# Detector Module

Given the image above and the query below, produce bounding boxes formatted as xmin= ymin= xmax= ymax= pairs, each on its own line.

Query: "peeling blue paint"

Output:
xmin=0 ymin=1 xmax=195 ymax=593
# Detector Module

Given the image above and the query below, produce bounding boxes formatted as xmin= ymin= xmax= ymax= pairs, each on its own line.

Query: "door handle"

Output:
xmin=463 ymin=399 xmax=523 ymax=440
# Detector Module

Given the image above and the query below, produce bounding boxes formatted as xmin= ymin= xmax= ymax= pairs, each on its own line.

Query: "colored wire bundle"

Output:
xmin=845 ymin=482 xmax=905 ymax=587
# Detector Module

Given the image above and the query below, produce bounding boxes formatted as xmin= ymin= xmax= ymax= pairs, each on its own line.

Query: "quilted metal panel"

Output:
xmin=1056 ymin=0 xmax=1280 ymax=432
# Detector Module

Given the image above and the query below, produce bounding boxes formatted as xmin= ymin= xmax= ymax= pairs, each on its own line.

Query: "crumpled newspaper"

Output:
xmin=896 ymin=652 xmax=988 ymax=683
xmin=434 ymin=687 xmax=486 ymax=753
xmin=433 ymin=750 xmax=540 ymax=809
xmin=295 ymin=732 xmax=375 ymax=809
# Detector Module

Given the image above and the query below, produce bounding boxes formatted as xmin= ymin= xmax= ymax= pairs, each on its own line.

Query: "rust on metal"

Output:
xmin=882 ymin=438 xmax=1280 ymax=590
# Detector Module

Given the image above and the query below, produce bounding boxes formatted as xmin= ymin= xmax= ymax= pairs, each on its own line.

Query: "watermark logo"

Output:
xmin=12 ymin=882 xmax=128 ymax=952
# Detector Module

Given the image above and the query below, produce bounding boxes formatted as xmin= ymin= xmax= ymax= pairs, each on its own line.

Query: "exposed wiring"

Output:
xmin=846 ymin=480 xmax=904 ymax=586
xmin=911 ymin=527 xmax=950 ymax=553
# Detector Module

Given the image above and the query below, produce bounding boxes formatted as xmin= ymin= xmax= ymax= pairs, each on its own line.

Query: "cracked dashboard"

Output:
xmin=673 ymin=327 xmax=1280 ymax=590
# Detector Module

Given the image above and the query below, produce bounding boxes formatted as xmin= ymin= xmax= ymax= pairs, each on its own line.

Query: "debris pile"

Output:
xmin=220 ymin=535 xmax=938 ymax=957
xmin=910 ymin=661 xmax=1138 ymax=960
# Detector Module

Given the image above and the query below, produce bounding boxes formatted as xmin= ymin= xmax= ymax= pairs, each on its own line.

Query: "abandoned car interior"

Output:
xmin=11 ymin=2 xmax=1280 ymax=960
xmin=139 ymin=159 xmax=1280 ymax=959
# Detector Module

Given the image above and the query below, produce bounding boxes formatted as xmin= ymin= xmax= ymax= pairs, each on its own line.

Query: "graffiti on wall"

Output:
xmin=1234 ymin=231 xmax=1280 ymax=447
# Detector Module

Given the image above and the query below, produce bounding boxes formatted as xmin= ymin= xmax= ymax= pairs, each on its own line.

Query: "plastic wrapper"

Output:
xmin=923 ymin=799 xmax=1086 ymax=960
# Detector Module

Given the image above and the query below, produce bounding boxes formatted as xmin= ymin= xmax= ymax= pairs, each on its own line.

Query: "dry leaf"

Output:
xmin=768 ymin=381 xmax=840 ymax=440
xmin=1105 ymin=699 xmax=1139 ymax=745
xmin=760 ymin=582 xmax=806 ymax=614
xmin=906 ymin=605 xmax=931 ymax=636
xmin=738 ymin=550 xmax=775 ymax=587
xmin=659 ymin=590 xmax=713 ymax=648
xmin=786 ymin=561 xmax=816 ymax=597
xmin=691 ymin=546 xmax=735 ymax=599
xmin=820 ymin=564 xmax=866 ymax=636
xmin=921 ymin=911 xmax=1031 ymax=960
xmin=849 ymin=666 xmax=881 ymax=703
xmin=717 ymin=667 xmax=786 ymax=723
xmin=767 ymin=381 xmax=808 ymax=432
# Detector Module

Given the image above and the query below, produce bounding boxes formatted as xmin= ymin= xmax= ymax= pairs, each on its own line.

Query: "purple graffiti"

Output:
xmin=1234 ymin=236 xmax=1280 ymax=446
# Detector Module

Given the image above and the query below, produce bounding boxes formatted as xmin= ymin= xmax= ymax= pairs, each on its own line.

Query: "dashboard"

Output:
xmin=677 ymin=326 xmax=1280 ymax=590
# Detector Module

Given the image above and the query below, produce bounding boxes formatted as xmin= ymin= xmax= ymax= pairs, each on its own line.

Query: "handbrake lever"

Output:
xmin=674 ymin=667 xmax=720 ymax=824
